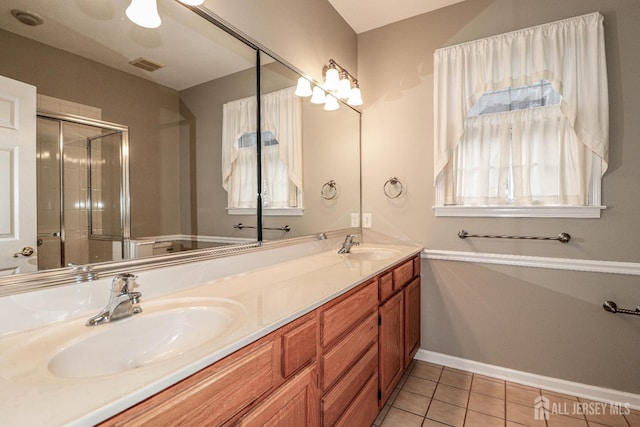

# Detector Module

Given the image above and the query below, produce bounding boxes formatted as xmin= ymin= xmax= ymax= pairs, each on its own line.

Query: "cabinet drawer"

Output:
xmin=321 ymin=280 xmax=377 ymax=347
xmin=378 ymin=271 xmax=394 ymax=302
xmin=334 ymin=372 xmax=379 ymax=427
xmin=413 ymin=255 xmax=421 ymax=277
xmin=104 ymin=342 xmax=277 ymax=426
xmin=322 ymin=312 xmax=377 ymax=390
xmin=237 ymin=365 xmax=319 ymax=427
xmin=321 ymin=344 xmax=377 ymax=427
xmin=393 ymin=259 xmax=414 ymax=290
xmin=282 ymin=315 xmax=317 ymax=378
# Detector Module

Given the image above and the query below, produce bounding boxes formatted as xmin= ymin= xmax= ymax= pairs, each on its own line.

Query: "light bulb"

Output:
xmin=324 ymin=66 xmax=340 ymax=91
xmin=178 ymin=0 xmax=205 ymax=5
xmin=295 ymin=77 xmax=312 ymax=97
xmin=126 ymin=0 xmax=161 ymax=28
xmin=347 ymin=85 xmax=363 ymax=106
xmin=310 ymin=86 xmax=326 ymax=104
xmin=336 ymin=74 xmax=351 ymax=99
xmin=324 ymin=94 xmax=340 ymax=111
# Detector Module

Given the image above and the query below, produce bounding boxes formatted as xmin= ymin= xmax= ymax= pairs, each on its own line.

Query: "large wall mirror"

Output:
xmin=259 ymin=53 xmax=361 ymax=239
xmin=0 ymin=0 xmax=361 ymax=290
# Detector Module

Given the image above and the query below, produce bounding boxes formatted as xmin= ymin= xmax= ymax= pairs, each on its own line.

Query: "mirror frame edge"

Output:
xmin=0 ymin=3 xmax=363 ymax=297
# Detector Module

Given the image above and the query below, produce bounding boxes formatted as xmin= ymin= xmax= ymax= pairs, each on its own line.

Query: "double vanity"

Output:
xmin=0 ymin=237 xmax=422 ymax=426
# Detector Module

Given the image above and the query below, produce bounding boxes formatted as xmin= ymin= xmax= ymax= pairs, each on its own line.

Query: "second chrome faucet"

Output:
xmin=86 ymin=273 xmax=142 ymax=326
xmin=338 ymin=234 xmax=360 ymax=254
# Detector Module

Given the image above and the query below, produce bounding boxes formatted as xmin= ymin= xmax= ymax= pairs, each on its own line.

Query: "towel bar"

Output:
xmin=603 ymin=301 xmax=640 ymax=316
xmin=234 ymin=223 xmax=290 ymax=232
xmin=458 ymin=230 xmax=571 ymax=243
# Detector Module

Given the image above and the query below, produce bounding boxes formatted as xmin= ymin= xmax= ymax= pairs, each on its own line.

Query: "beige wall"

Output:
xmin=211 ymin=0 xmax=357 ymax=83
xmin=178 ymin=66 xmax=258 ymax=240
xmin=0 ymin=30 xmax=182 ymax=238
xmin=358 ymin=0 xmax=640 ymax=393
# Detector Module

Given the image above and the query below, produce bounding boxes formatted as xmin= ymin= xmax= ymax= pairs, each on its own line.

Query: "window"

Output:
xmin=433 ymin=12 xmax=608 ymax=218
xmin=222 ymin=87 xmax=303 ymax=216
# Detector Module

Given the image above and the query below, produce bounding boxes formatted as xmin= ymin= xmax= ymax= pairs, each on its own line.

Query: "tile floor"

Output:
xmin=373 ymin=360 xmax=640 ymax=427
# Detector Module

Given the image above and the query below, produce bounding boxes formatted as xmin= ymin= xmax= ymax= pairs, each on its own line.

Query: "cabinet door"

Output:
xmin=378 ymin=291 xmax=404 ymax=406
xmin=237 ymin=365 xmax=319 ymax=427
xmin=100 ymin=341 xmax=277 ymax=427
xmin=404 ymin=277 xmax=421 ymax=368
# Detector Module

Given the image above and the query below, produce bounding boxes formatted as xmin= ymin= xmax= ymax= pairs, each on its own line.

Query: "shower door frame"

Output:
xmin=37 ymin=112 xmax=130 ymax=267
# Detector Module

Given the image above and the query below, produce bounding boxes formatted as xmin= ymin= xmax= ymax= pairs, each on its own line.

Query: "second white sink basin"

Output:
xmin=346 ymin=247 xmax=401 ymax=261
xmin=48 ymin=298 xmax=246 ymax=378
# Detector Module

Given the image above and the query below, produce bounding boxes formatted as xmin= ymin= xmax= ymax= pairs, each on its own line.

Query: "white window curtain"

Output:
xmin=222 ymin=87 xmax=302 ymax=208
xmin=451 ymin=105 xmax=591 ymax=205
xmin=261 ymin=87 xmax=303 ymax=208
xmin=434 ymin=12 xmax=609 ymax=203
xmin=222 ymin=96 xmax=257 ymax=208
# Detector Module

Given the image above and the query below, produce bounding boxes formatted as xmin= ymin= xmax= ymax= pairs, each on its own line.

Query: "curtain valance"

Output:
xmin=433 ymin=12 xmax=608 ymax=182
xmin=222 ymin=86 xmax=302 ymax=193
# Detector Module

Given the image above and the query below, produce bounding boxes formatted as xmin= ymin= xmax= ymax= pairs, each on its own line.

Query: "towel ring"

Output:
xmin=383 ymin=177 xmax=403 ymax=199
xmin=321 ymin=180 xmax=338 ymax=200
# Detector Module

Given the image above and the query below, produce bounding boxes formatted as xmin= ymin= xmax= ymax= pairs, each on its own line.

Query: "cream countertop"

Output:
xmin=0 ymin=243 xmax=421 ymax=426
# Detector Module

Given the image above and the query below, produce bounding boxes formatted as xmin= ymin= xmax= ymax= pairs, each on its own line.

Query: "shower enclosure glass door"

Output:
xmin=36 ymin=114 xmax=130 ymax=270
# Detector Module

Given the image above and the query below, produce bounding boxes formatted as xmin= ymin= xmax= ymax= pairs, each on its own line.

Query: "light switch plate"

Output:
xmin=350 ymin=213 xmax=360 ymax=227
xmin=362 ymin=213 xmax=372 ymax=228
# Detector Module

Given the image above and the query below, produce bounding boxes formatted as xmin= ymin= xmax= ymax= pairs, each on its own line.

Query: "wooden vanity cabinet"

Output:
xmin=100 ymin=312 xmax=318 ymax=427
xmin=319 ymin=279 xmax=379 ymax=427
xmin=100 ymin=254 xmax=421 ymax=427
xmin=378 ymin=255 xmax=421 ymax=407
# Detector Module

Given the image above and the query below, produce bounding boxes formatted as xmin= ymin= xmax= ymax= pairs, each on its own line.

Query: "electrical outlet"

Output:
xmin=350 ymin=213 xmax=360 ymax=227
xmin=362 ymin=213 xmax=372 ymax=228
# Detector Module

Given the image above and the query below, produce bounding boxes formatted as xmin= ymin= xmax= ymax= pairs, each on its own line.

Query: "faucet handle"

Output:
xmin=112 ymin=273 xmax=138 ymax=294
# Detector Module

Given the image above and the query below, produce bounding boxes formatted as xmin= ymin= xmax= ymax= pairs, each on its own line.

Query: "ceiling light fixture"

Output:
xmin=126 ymin=0 xmax=204 ymax=29
xmin=295 ymin=59 xmax=363 ymax=112
xmin=126 ymin=0 xmax=161 ymax=28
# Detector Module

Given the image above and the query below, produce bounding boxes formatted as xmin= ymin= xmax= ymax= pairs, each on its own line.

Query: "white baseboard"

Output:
xmin=416 ymin=349 xmax=640 ymax=410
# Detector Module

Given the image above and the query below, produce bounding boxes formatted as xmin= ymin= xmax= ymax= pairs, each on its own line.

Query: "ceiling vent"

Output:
xmin=11 ymin=9 xmax=44 ymax=26
xmin=129 ymin=57 xmax=164 ymax=72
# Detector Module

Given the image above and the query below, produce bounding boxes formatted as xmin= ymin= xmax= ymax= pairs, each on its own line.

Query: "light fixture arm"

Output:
xmin=324 ymin=59 xmax=358 ymax=85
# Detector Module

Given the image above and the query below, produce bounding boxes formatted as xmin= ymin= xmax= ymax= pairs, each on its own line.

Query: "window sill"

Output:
xmin=433 ymin=205 xmax=606 ymax=218
xmin=228 ymin=208 xmax=304 ymax=217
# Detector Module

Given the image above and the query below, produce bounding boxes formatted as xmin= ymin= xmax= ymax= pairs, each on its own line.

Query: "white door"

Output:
xmin=0 ymin=75 xmax=37 ymax=275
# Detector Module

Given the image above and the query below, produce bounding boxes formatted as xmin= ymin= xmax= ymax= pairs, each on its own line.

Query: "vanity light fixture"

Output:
xmin=324 ymin=94 xmax=340 ymax=111
xmin=295 ymin=77 xmax=313 ymax=97
xmin=336 ymin=72 xmax=351 ymax=99
xmin=324 ymin=63 xmax=340 ymax=91
xmin=310 ymin=86 xmax=327 ymax=104
xmin=126 ymin=0 xmax=204 ymax=29
xmin=347 ymin=81 xmax=363 ymax=106
xmin=295 ymin=59 xmax=364 ymax=111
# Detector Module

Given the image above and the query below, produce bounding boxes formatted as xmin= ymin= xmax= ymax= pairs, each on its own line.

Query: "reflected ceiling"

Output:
xmin=0 ymin=0 xmax=254 ymax=90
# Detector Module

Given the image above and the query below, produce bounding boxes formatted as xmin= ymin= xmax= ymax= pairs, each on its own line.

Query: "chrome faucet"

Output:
xmin=338 ymin=233 xmax=360 ymax=254
xmin=86 ymin=273 xmax=142 ymax=326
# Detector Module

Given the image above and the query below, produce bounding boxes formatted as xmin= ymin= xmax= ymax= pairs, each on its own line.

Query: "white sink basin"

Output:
xmin=346 ymin=247 xmax=401 ymax=261
xmin=48 ymin=298 xmax=246 ymax=378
